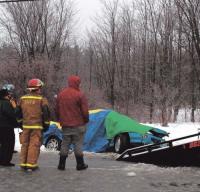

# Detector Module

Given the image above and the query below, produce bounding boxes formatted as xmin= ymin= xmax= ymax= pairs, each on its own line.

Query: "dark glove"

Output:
xmin=42 ymin=125 xmax=49 ymax=133
xmin=18 ymin=123 xmax=23 ymax=130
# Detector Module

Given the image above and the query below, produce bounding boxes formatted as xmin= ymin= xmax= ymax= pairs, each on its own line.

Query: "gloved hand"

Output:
xmin=42 ymin=121 xmax=50 ymax=133
xmin=42 ymin=125 xmax=49 ymax=133
xmin=18 ymin=124 xmax=23 ymax=130
xmin=9 ymin=98 xmax=17 ymax=108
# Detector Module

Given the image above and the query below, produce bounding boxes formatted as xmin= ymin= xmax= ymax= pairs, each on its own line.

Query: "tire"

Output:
xmin=45 ymin=136 xmax=61 ymax=151
xmin=114 ymin=133 xmax=130 ymax=154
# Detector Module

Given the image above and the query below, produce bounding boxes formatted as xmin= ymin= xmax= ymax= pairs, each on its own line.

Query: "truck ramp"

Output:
xmin=116 ymin=132 xmax=200 ymax=166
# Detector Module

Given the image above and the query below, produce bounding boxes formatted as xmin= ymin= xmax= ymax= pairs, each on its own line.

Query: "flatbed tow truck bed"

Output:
xmin=116 ymin=133 xmax=200 ymax=166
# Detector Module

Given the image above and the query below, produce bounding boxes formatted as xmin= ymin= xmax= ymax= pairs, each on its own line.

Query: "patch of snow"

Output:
xmin=14 ymin=128 xmax=22 ymax=152
xmin=127 ymin=172 xmax=136 ymax=177
xmin=149 ymin=122 xmax=200 ymax=146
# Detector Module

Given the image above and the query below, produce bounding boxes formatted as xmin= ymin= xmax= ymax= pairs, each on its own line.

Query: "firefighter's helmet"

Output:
xmin=27 ymin=79 xmax=44 ymax=90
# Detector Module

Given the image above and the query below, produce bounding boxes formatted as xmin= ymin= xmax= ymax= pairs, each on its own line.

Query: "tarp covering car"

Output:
xmin=44 ymin=109 xmax=168 ymax=152
xmin=83 ymin=109 xmax=111 ymax=152
xmin=82 ymin=109 xmax=167 ymax=152
xmin=105 ymin=111 xmax=154 ymax=139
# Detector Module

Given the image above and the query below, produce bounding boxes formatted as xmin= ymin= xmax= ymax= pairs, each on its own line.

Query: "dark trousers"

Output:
xmin=0 ymin=128 xmax=15 ymax=164
xmin=60 ymin=126 xmax=86 ymax=157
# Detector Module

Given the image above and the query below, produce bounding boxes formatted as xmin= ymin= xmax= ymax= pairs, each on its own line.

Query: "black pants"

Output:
xmin=0 ymin=128 xmax=15 ymax=164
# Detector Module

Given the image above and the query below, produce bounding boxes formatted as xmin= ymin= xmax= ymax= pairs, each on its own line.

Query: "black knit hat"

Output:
xmin=0 ymin=89 xmax=9 ymax=99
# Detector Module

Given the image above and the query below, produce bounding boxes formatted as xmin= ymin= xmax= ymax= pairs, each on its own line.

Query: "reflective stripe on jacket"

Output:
xmin=17 ymin=94 xmax=50 ymax=129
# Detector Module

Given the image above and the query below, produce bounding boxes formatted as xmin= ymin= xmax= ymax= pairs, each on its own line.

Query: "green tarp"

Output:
xmin=105 ymin=111 xmax=154 ymax=139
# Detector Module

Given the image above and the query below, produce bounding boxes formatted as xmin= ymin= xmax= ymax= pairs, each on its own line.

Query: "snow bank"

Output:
xmin=150 ymin=122 xmax=200 ymax=146
xmin=14 ymin=128 xmax=21 ymax=151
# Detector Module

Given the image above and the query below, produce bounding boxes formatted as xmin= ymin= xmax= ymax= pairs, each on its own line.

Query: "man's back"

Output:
xmin=56 ymin=75 xmax=89 ymax=171
xmin=56 ymin=76 xmax=89 ymax=127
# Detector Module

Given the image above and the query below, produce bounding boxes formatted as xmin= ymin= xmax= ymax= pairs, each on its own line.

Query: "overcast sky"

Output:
xmin=75 ymin=0 xmax=132 ymax=36
xmin=76 ymin=0 xmax=102 ymax=34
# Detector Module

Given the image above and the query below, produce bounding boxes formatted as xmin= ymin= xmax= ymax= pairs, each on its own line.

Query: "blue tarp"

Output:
xmin=83 ymin=110 xmax=111 ymax=152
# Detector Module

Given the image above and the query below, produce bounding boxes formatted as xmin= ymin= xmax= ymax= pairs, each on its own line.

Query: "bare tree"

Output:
xmin=0 ymin=0 xmax=76 ymax=99
xmin=0 ymin=0 xmax=77 ymax=121
xmin=89 ymin=0 xmax=119 ymax=108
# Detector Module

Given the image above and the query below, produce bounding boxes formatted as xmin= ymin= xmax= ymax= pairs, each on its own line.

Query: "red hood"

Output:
xmin=68 ymin=75 xmax=80 ymax=90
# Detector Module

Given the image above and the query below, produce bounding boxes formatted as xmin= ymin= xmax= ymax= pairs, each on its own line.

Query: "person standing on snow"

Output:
xmin=0 ymin=89 xmax=18 ymax=166
xmin=56 ymin=75 xmax=89 ymax=171
xmin=16 ymin=79 xmax=50 ymax=171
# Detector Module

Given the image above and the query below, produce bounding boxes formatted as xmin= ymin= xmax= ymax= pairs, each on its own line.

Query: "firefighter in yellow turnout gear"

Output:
xmin=17 ymin=79 xmax=50 ymax=171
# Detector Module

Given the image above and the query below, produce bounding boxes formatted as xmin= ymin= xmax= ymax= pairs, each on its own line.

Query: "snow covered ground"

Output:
xmin=150 ymin=122 xmax=200 ymax=146
xmin=14 ymin=129 xmax=21 ymax=151
xmin=150 ymin=108 xmax=200 ymax=146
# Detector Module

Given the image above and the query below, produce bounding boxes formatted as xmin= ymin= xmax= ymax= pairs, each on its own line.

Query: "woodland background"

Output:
xmin=0 ymin=0 xmax=200 ymax=126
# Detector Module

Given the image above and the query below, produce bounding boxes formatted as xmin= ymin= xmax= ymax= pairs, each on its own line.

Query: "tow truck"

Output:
xmin=116 ymin=132 xmax=200 ymax=166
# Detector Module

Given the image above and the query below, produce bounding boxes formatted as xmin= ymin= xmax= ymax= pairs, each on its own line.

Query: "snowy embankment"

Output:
xmin=150 ymin=122 xmax=200 ymax=146
xmin=152 ymin=108 xmax=200 ymax=146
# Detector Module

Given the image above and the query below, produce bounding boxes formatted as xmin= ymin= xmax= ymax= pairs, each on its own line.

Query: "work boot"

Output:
xmin=75 ymin=155 xmax=88 ymax=171
xmin=0 ymin=162 xmax=15 ymax=167
xmin=57 ymin=155 xmax=67 ymax=170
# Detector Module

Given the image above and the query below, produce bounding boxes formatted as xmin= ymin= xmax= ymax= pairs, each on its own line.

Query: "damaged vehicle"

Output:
xmin=43 ymin=109 xmax=168 ymax=153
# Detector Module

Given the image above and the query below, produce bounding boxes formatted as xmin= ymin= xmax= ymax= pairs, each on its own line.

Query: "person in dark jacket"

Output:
xmin=0 ymin=89 xmax=18 ymax=166
xmin=56 ymin=75 xmax=89 ymax=171
xmin=2 ymin=84 xmax=18 ymax=153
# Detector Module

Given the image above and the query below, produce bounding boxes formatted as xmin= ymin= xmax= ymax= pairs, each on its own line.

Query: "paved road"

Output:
xmin=1 ymin=152 xmax=200 ymax=192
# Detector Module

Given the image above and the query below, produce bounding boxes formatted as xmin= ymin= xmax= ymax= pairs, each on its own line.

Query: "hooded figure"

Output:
xmin=56 ymin=75 xmax=89 ymax=171
xmin=56 ymin=75 xmax=89 ymax=126
xmin=0 ymin=89 xmax=18 ymax=166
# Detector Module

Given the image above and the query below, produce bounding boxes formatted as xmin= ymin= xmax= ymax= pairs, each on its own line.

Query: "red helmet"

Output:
xmin=27 ymin=79 xmax=44 ymax=90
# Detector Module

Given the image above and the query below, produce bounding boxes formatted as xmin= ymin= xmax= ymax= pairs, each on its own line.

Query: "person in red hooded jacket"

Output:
xmin=56 ymin=75 xmax=89 ymax=171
